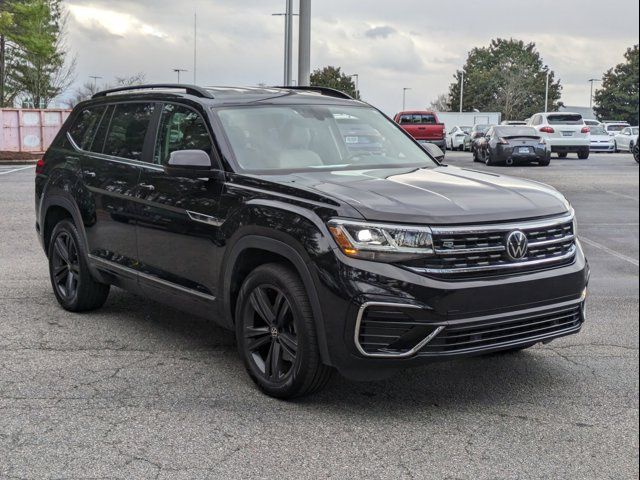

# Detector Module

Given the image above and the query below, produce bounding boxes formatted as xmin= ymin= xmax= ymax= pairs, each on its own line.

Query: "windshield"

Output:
xmin=495 ymin=126 xmax=538 ymax=137
xmin=606 ymin=124 xmax=628 ymax=132
xmin=547 ymin=114 xmax=583 ymax=125
xmin=590 ymin=126 xmax=607 ymax=135
xmin=216 ymin=105 xmax=438 ymax=172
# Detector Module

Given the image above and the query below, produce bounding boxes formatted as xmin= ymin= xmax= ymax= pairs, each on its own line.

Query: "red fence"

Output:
xmin=1 ymin=109 xmax=71 ymax=153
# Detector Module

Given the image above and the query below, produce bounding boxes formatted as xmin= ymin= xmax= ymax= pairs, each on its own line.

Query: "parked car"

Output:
xmin=613 ymin=126 xmax=639 ymax=152
xmin=602 ymin=121 xmax=630 ymax=136
xmin=446 ymin=125 xmax=472 ymax=151
xmin=528 ymin=112 xmax=590 ymax=159
xmin=35 ymin=84 xmax=588 ymax=398
xmin=467 ymin=124 xmax=493 ymax=159
xmin=589 ymin=125 xmax=616 ymax=153
xmin=394 ymin=110 xmax=447 ymax=152
xmin=477 ymin=126 xmax=551 ymax=166
xmin=501 ymin=121 xmax=527 ymax=126
xmin=584 ymin=119 xmax=602 ymax=127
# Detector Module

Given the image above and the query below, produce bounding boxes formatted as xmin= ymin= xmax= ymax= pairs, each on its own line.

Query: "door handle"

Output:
xmin=138 ymin=183 xmax=156 ymax=192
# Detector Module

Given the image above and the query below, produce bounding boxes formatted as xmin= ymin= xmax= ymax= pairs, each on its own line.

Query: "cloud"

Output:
xmin=67 ymin=4 xmax=167 ymax=39
xmin=364 ymin=26 xmax=397 ymax=39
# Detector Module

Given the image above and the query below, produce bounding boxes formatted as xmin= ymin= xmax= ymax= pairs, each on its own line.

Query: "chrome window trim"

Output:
xmin=88 ymin=255 xmax=216 ymax=301
xmin=354 ymin=302 xmax=445 ymax=358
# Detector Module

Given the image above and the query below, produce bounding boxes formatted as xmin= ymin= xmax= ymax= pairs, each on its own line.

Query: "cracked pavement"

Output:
xmin=0 ymin=153 xmax=638 ymax=479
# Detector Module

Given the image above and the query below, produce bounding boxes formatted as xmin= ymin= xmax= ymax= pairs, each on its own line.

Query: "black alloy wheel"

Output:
xmin=51 ymin=230 xmax=80 ymax=302
xmin=633 ymin=141 xmax=639 ymax=163
xmin=236 ymin=263 xmax=332 ymax=398
xmin=243 ymin=284 xmax=298 ymax=382
xmin=48 ymin=220 xmax=110 ymax=312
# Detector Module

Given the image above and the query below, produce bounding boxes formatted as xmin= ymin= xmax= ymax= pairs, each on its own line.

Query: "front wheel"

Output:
xmin=557 ymin=152 xmax=568 ymax=159
xmin=235 ymin=263 xmax=333 ymax=399
xmin=48 ymin=220 xmax=110 ymax=312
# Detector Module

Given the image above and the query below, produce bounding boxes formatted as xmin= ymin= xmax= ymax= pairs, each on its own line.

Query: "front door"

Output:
xmin=135 ymin=102 xmax=224 ymax=315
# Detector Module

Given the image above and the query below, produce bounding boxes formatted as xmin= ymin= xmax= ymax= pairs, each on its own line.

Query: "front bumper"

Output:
xmin=315 ymin=243 xmax=589 ymax=380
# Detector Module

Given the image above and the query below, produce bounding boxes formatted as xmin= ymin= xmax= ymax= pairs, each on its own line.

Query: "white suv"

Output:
xmin=528 ymin=112 xmax=590 ymax=159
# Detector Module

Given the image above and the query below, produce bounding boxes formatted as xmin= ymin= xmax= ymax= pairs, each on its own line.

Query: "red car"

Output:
xmin=394 ymin=110 xmax=447 ymax=152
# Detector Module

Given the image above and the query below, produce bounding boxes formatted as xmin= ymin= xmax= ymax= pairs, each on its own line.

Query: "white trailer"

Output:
xmin=435 ymin=112 xmax=502 ymax=133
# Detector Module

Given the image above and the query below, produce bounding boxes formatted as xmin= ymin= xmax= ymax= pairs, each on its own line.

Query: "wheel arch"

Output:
xmin=222 ymin=234 xmax=333 ymax=366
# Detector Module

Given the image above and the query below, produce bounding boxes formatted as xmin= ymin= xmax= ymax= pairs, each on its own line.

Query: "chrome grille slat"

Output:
xmin=409 ymin=213 xmax=576 ymax=278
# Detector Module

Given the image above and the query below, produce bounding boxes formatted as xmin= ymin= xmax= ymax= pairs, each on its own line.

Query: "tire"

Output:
xmin=539 ymin=153 xmax=551 ymax=166
xmin=614 ymin=142 xmax=619 ymax=153
xmin=578 ymin=149 xmax=590 ymax=160
xmin=235 ymin=263 xmax=333 ymax=399
xmin=485 ymin=149 xmax=495 ymax=166
xmin=48 ymin=219 xmax=110 ymax=312
xmin=557 ymin=152 xmax=568 ymax=159
xmin=458 ymin=144 xmax=464 ymax=152
xmin=633 ymin=142 xmax=640 ymax=163
xmin=472 ymin=147 xmax=478 ymax=162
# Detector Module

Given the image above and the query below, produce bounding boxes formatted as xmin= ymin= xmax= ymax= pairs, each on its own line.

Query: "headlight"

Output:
xmin=328 ymin=219 xmax=434 ymax=262
xmin=572 ymin=215 xmax=579 ymax=237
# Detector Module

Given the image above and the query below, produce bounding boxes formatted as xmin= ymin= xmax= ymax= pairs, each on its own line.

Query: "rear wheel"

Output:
xmin=557 ymin=152 xmax=568 ymax=159
xmin=578 ymin=149 xmax=590 ymax=160
xmin=539 ymin=153 xmax=551 ymax=166
xmin=485 ymin=149 xmax=496 ymax=166
xmin=48 ymin=220 xmax=110 ymax=312
xmin=633 ymin=142 xmax=639 ymax=163
xmin=235 ymin=263 xmax=333 ymax=399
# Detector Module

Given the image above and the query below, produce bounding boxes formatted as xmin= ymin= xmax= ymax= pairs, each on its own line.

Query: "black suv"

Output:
xmin=36 ymin=85 xmax=589 ymax=398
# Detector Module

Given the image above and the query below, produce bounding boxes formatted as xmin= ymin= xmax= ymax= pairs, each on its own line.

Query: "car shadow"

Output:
xmin=92 ymin=288 xmax=577 ymax=414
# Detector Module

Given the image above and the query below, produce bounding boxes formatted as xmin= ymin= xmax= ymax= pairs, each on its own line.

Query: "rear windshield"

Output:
xmin=473 ymin=125 xmax=491 ymax=133
xmin=590 ymin=126 xmax=607 ymax=135
xmin=547 ymin=114 xmax=583 ymax=125
xmin=606 ymin=124 xmax=628 ymax=132
xmin=461 ymin=126 xmax=472 ymax=133
xmin=495 ymin=126 xmax=538 ymax=137
xmin=399 ymin=114 xmax=436 ymax=125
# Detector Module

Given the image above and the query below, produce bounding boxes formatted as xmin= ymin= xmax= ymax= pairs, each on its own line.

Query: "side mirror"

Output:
xmin=164 ymin=150 xmax=218 ymax=179
xmin=421 ymin=143 xmax=445 ymax=162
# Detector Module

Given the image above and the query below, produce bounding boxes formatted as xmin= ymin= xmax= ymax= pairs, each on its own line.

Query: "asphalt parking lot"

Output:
xmin=1 ymin=153 xmax=638 ymax=479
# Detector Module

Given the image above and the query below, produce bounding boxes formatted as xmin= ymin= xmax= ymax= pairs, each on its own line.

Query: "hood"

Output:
xmin=288 ymin=166 xmax=570 ymax=224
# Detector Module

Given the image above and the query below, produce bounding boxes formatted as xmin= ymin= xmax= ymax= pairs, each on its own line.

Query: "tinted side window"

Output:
xmin=68 ymin=107 xmax=106 ymax=150
xmin=154 ymin=104 xmax=212 ymax=165
xmin=103 ymin=103 xmax=155 ymax=161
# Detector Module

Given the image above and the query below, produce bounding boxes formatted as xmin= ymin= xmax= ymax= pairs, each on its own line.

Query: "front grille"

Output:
xmin=420 ymin=303 xmax=583 ymax=355
xmin=405 ymin=213 xmax=576 ymax=279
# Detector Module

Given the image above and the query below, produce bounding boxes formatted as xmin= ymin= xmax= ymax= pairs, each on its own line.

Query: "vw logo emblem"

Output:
xmin=505 ymin=230 xmax=528 ymax=261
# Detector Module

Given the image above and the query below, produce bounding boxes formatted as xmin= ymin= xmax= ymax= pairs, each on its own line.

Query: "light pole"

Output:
xmin=273 ymin=1 xmax=297 ymax=86
xmin=588 ymin=78 xmax=601 ymax=110
xmin=459 ymin=70 xmax=465 ymax=113
xmin=403 ymin=87 xmax=411 ymax=111
xmin=173 ymin=69 xmax=188 ymax=83
xmin=544 ymin=71 xmax=550 ymax=112
xmin=350 ymin=74 xmax=359 ymax=97
xmin=298 ymin=0 xmax=311 ymax=86
xmin=89 ymin=76 xmax=102 ymax=90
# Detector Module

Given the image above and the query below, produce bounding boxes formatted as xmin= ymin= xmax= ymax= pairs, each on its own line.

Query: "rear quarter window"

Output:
xmin=68 ymin=107 xmax=106 ymax=150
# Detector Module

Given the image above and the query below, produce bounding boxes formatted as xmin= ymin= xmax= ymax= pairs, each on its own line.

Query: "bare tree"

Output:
xmin=429 ymin=93 xmax=450 ymax=111
xmin=68 ymin=73 xmax=146 ymax=107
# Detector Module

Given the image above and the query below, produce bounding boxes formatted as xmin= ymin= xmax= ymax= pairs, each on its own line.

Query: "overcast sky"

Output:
xmin=64 ymin=0 xmax=639 ymax=115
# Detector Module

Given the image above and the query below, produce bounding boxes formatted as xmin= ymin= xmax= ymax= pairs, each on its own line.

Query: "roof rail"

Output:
xmin=274 ymin=86 xmax=353 ymax=100
xmin=92 ymin=84 xmax=214 ymax=99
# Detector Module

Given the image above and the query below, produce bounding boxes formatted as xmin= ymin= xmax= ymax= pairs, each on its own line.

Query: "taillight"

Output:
xmin=581 ymin=126 xmax=590 ymax=134
xmin=35 ymin=158 xmax=45 ymax=174
xmin=540 ymin=126 xmax=555 ymax=134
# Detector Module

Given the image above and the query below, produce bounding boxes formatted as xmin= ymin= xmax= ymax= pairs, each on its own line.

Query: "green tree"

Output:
xmin=0 ymin=0 xmax=74 ymax=108
xmin=448 ymin=39 xmax=562 ymax=120
xmin=593 ymin=45 xmax=639 ymax=125
xmin=310 ymin=66 xmax=360 ymax=100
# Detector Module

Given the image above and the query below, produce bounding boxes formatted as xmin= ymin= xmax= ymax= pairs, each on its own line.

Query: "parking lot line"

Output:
xmin=581 ymin=237 xmax=639 ymax=267
xmin=0 ymin=165 xmax=36 ymax=176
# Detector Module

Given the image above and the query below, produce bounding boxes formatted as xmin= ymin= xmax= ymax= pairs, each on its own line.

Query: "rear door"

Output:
xmin=80 ymin=102 xmax=156 ymax=278
xmin=135 ymin=102 xmax=224 ymax=314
